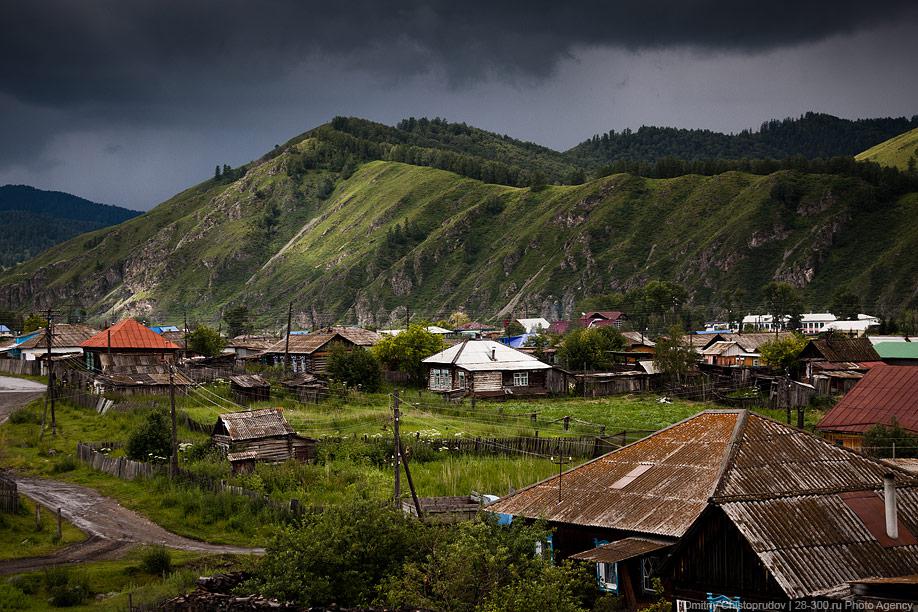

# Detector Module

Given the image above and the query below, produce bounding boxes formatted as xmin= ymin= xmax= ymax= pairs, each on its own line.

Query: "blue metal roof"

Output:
xmin=148 ymin=325 xmax=180 ymax=333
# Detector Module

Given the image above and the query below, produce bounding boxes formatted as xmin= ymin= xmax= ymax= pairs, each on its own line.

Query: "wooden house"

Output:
xmin=580 ymin=311 xmax=626 ymax=329
xmin=422 ymin=339 xmax=552 ymax=398
xmin=613 ymin=331 xmax=656 ymax=364
xmin=874 ymin=341 xmax=918 ymax=366
xmin=488 ymin=410 xmax=918 ymax=610
xmin=16 ymin=324 xmax=98 ymax=361
xmin=78 ymin=319 xmax=192 ymax=394
xmin=229 ymin=374 xmax=270 ymax=404
xmin=81 ymin=319 xmax=181 ymax=371
xmin=799 ymin=336 xmax=882 ymax=395
xmin=260 ymin=326 xmax=380 ymax=374
xmin=212 ymin=408 xmax=315 ymax=474
xmin=281 ymin=372 xmax=328 ymax=403
xmin=816 ymin=365 xmax=918 ymax=451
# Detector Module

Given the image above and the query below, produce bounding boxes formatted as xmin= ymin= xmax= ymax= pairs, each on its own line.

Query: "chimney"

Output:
xmin=490 ymin=347 xmax=496 ymax=361
xmin=884 ymin=473 xmax=899 ymax=540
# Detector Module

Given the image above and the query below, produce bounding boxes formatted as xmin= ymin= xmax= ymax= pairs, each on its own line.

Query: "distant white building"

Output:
xmin=742 ymin=312 xmax=878 ymax=335
xmin=516 ymin=318 xmax=551 ymax=334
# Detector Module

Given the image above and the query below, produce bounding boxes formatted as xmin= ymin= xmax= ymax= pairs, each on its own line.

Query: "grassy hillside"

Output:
xmin=855 ymin=127 xmax=918 ymax=171
xmin=0 ymin=185 xmax=140 ymax=268
xmin=1 ymin=122 xmax=916 ymax=327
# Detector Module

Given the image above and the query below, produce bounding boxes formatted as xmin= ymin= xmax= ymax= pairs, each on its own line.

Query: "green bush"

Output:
xmin=326 ymin=344 xmax=382 ymax=392
xmin=0 ymin=582 xmax=28 ymax=610
xmin=140 ymin=545 xmax=172 ymax=575
xmin=51 ymin=455 xmax=77 ymax=474
xmin=7 ymin=574 xmax=40 ymax=596
xmin=8 ymin=406 xmax=41 ymax=425
xmin=43 ymin=568 xmax=90 ymax=608
xmin=126 ymin=410 xmax=172 ymax=462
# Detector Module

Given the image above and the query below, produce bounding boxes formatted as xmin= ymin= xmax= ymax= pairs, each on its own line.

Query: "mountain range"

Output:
xmin=0 ymin=185 xmax=140 ymax=269
xmin=1 ymin=114 xmax=916 ymax=328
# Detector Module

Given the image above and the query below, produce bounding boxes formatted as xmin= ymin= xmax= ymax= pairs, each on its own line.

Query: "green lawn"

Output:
xmin=2 ymin=384 xmax=798 ymax=547
xmin=0 ymin=496 xmax=86 ymax=561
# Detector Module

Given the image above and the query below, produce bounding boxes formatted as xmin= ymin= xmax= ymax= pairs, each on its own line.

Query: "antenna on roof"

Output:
xmin=551 ymin=456 xmax=572 ymax=503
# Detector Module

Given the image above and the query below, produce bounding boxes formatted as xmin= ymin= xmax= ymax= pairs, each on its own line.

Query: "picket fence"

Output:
xmin=0 ymin=359 xmax=41 ymax=376
xmin=76 ymin=442 xmax=165 ymax=480
xmin=0 ymin=472 xmax=18 ymax=513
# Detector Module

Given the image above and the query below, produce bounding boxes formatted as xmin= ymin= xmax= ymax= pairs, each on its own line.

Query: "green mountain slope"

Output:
xmin=855 ymin=127 xmax=918 ymax=171
xmin=2 ymin=122 xmax=916 ymax=326
xmin=0 ymin=185 xmax=140 ymax=269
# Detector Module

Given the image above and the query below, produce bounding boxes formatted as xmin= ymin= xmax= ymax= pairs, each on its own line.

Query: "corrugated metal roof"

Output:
xmin=621 ymin=331 xmax=655 ymax=347
xmin=874 ymin=342 xmax=918 ymax=360
xmin=423 ymin=339 xmax=551 ymax=372
xmin=17 ymin=324 xmax=99 ymax=350
xmin=719 ymin=333 xmax=794 ymax=352
xmin=229 ymin=374 xmax=270 ymax=389
xmin=816 ymin=365 xmax=918 ymax=435
xmin=722 ymin=487 xmax=918 ymax=599
xmin=570 ymin=537 xmax=673 ymax=563
xmin=263 ymin=327 xmax=380 ymax=355
xmin=217 ymin=408 xmax=294 ymax=440
xmin=801 ymin=337 xmax=881 ymax=363
xmin=82 ymin=319 xmax=181 ymax=350
xmin=486 ymin=411 xmax=739 ymax=537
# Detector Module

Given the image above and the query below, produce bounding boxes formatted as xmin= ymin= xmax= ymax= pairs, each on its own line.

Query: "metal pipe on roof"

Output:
xmin=884 ymin=473 xmax=898 ymax=540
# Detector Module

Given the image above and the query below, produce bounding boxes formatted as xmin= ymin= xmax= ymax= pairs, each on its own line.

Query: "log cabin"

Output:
xmin=422 ymin=339 xmax=552 ymax=398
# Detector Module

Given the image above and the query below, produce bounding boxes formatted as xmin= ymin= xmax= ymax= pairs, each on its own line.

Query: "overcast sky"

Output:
xmin=2 ymin=1 xmax=917 ymax=210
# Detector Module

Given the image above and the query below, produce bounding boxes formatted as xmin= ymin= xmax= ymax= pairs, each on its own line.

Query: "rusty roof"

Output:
xmin=800 ymin=337 xmax=881 ymax=363
xmin=719 ymin=332 xmax=794 ymax=353
xmin=17 ymin=324 xmax=99 ymax=350
xmin=487 ymin=411 xmax=740 ymax=537
xmin=569 ymin=537 xmax=673 ymax=564
xmin=215 ymin=408 xmax=294 ymax=441
xmin=489 ymin=409 xmax=918 ymax=539
xmin=721 ymin=487 xmax=918 ymax=599
xmin=263 ymin=326 xmax=380 ymax=355
xmin=82 ymin=319 xmax=181 ymax=351
xmin=816 ymin=365 xmax=918 ymax=435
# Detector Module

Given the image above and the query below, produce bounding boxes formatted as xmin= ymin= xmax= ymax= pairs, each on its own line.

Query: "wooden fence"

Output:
xmin=0 ymin=359 xmax=41 ymax=377
xmin=76 ymin=442 xmax=165 ymax=480
xmin=341 ymin=431 xmax=655 ymax=459
xmin=0 ymin=471 xmax=18 ymax=513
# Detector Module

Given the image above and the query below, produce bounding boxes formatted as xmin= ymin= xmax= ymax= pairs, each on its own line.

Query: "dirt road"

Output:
xmin=0 ymin=478 xmax=263 ymax=575
xmin=0 ymin=374 xmax=45 ymax=424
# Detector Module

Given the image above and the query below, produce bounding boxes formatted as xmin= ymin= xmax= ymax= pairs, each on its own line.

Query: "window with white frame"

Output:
xmin=512 ymin=371 xmax=528 ymax=386
xmin=431 ymin=368 xmax=451 ymax=390
xmin=596 ymin=562 xmax=618 ymax=593
xmin=641 ymin=556 xmax=659 ymax=593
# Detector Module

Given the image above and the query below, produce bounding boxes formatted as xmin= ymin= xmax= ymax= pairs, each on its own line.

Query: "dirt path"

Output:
xmin=15 ymin=477 xmax=264 ymax=554
xmin=0 ymin=477 xmax=263 ymax=574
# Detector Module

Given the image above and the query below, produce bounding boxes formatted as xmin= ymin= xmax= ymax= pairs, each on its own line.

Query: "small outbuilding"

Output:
xmin=229 ymin=374 xmax=271 ymax=404
xmin=212 ymin=408 xmax=315 ymax=474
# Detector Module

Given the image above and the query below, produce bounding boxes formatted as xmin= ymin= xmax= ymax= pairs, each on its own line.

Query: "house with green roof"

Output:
xmin=874 ymin=341 xmax=918 ymax=365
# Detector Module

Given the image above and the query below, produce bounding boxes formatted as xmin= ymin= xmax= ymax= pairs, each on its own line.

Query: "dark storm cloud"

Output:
xmin=2 ymin=0 xmax=917 ymax=109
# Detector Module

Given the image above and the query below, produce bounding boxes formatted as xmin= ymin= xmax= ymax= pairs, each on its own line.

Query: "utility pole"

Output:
xmin=400 ymin=439 xmax=423 ymax=519
xmin=405 ymin=305 xmax=410 ymax=330
xmin=183 ymin=310 xmax=189 ymax=360
xmin=45 ymin=309 xmax=56 ymax=436
xmin=393 ymin=388 xmax=401 ymax=503
xmin=169 ymin=365 xmax=178 ymax=478
xmin=284 ymin=302 xmax=293 ymax=372
xmin=552 ymin=456 xmax=571 ymax=504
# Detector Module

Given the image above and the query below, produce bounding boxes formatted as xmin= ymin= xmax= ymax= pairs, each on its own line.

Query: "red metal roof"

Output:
xmin=81 ymin=319 xmax=181 ymax=351
xmin=816 ymin=365 xmax=918 ymax=434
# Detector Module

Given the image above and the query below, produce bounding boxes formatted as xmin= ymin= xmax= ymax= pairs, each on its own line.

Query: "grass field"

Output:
xmin=0 ymin=548 xmax=248 ymax=610
xmin=0 ymin=496 xmax=86 ymax=561
xmin=856 ymin=126 xmax=918 ymax=171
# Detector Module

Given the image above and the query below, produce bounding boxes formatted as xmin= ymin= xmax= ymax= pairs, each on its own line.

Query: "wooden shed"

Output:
xmin=229 ymin=374 xmax=270 ymax=404
xmin=212 ymin=408 xmax=315 ymax=474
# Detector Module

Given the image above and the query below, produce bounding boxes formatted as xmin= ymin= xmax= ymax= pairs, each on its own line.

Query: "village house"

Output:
xmin=229 ymin=374 xmax=271 ymax=404
xmin=873 ymin=341 xmax=918 ymax=365
xmin=259 ymin=326 xmax=380 ymax=374
xmin=816 ymin=365 xmax=918 ymax=451
xmin=487 ymin=409 xmax=918 ymax=610
xmin=613 ymin=331 xmax=656 ymax=364
xmin=79 ymin=319 xmax=192 ymax=394
xmin=799 ymin=336 xmax=882 ymax=395
xmin=211 ymin=408 xmax=315 ymax=474
xmin=580 ymin=311 xmax=627 ymax=329
xmin=423 ymin=339 xmax=552 ymax=398
xmin=700 ymin=332 xmax=790 ymax=368
xmin=14 ymin=323 xmax=97 ymax=361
